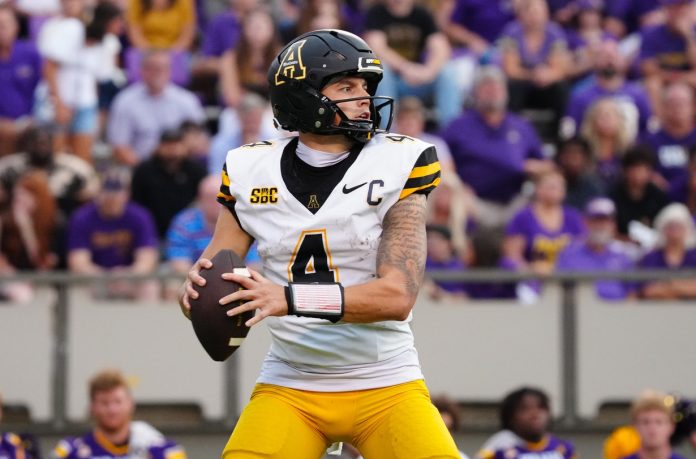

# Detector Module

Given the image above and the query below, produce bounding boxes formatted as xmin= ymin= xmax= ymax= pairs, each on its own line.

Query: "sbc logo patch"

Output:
xmin=250 ymin=187 xmax=278 ymax=204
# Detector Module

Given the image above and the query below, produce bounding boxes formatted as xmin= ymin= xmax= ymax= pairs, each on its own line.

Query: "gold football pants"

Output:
xmin=222 ymin=379 xmax=460 ymax=459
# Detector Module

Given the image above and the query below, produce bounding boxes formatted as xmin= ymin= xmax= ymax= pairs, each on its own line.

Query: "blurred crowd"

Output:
xmin=1 ymin=0 xmax=696 ymax=302
xmin=1 ymin=377 xmax=695 ymax=459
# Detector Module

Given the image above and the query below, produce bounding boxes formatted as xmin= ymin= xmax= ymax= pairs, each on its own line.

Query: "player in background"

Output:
xmin=0 ymin=392 xmax=26 ymax=459
xmin=179 ymin=29 xmax=460 ymax=458
xmin=51 ymin=369 xmax=186 ymax=459
xmin=476 ymin=387 xmax=576 ymax=459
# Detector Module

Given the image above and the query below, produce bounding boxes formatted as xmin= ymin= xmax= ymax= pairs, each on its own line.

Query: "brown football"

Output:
xmin=190 ymin=249 xmax=254 ymax=361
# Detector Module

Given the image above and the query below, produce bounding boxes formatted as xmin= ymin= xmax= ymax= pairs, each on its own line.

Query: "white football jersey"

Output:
xmin=219 ymin=133 xmax=441 ymax=391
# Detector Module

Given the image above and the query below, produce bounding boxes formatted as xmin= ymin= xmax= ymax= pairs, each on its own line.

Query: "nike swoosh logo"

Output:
xmin=342 ymin=182 xmax=368 ymax=194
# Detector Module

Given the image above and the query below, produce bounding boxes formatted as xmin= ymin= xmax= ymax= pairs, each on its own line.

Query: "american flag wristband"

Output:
xmin=284 ymin=282 xmax=345 ymax=323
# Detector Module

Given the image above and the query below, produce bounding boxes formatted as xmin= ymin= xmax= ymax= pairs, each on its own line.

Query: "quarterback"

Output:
xmin=179 ymin=29 xmax=460 ymax=458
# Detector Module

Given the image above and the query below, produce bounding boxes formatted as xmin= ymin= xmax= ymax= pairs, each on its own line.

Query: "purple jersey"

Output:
xmin=607 ymin=0 xmax=659 ymax=35
xmin=0 ymin=433 xmax=24 ymax=459
xmin=441 ymin=110 xmax=543 ymax=203
xmin=505 ymin=205 xmax=586 ymax=264
xmin=53 ymin=432 xmax=185 ymax=459
xmin=498 ymin=20 xmax=568 ymax=69
xmin=481 ymin=435 xmax=576 ymax=459
xmin=449 ymin=0 xmax=515 ymax=44
xmin=426 ymin=256 xmax=467 ymax=293
xmin=565 ymin=80 xmax=652 ymax=135
xmin=640 ymin=24 xmax=696 ymax=71
xmin=642 ymin=128 xmax=696 ymax=193
xmin=200 ymin=11 xmax=240 ymax=57
xmin=67 ymin=202 xmax=158 ymax=268
xmin=638 ymin=247 xmax=696 ymax=269
xmin=0 ymin=40 xmax=42 ymax=119
xmin=556 ymin=240 xmax=635 ymax=300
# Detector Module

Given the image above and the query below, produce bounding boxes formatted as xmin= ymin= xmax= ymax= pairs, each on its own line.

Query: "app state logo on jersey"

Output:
xmin=274 ymin=40 xmax=307 ymax=86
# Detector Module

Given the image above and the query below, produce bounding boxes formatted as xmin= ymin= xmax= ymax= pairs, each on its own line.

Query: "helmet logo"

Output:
xmin=358 ymin=57 xmax=383 ymax=74
xmin=275 ymin=40 xmax=308 ymax=85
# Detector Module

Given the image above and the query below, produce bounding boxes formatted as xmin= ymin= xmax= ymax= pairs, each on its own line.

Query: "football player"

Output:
xmin=179 ymin=29 xmax=460 ymax=458
xmin=51 ymin=370 xmax=186 ymax=459
xmin=0 ymin=392 xmax=26 ymax=459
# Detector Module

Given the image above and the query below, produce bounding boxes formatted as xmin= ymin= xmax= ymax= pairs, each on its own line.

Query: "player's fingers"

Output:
xmin=226 ymin=299 xmax=260 ymax=318
xmin=219 ymin=288 xmax=253 ymax=305
xmin=247 ymin=267 xmax=266 ymax=283
xmin=189 ymin=270 xmax=206 ymax=287
xmin=185 ymin=283 xmax=199 ymax=300
xmin=197 ymin=258 xmax=213 ymax=269
xmin=221 ymin=272 xmax=256 ymax=288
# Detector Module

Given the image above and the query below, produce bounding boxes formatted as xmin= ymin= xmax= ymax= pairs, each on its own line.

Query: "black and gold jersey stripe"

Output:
xmin=217 ymin=163 xmax=236 ymax=206
xmin=399 ymin=146 xmax=441 ymax=200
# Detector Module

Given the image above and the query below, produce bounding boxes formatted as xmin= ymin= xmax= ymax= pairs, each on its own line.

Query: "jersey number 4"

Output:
xmin=288 ymin=230 xmax=338 ymax=282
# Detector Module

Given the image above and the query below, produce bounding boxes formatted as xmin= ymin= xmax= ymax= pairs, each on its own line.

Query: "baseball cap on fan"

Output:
xmin=584 ymin=197 xmax=616 ymax=218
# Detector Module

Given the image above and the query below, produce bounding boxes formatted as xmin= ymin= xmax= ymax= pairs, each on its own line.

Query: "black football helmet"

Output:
xmin=268 ymin=29 xmax=393 ymax=143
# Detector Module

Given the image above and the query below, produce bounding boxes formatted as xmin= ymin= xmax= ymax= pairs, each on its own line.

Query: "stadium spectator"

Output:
xmin=562 ymin=39 xmax=653 ymax=139
xmin=498 ymin=0 xmax=571 ymax=134
xmin=36 ymin=0 xmax=99 ymax=163
xmin=67 ymin=167 xmax=159 ymax=300
xmin=165 ymin=174 xmax=218 ymax=276
xmin=604 ymin=0 xmax=661 ymax=38
xmin=565 ymin=0 xmax=615 ymax=80
xmin=219 ymin=7 xmax=280 ymax=108
xmin=556 ymin=197 xmax=635 ymax=300
xmin=636 ymin=203 xmax=696 ymax=299
xmin=125 ymin=0 xmax=195 ymax=51
xmin=208 ymin=91 xmax=274 ymax=174
xmin=0 ymin=124 xmax=98 ymax=219
xmin=605 ymin=393 xmax=696 ymax=459
xmin=0 ymin=170 xmax=56 ymax=303
xmin=0 ymin=392 xmax=26 ymax=459
xmin=107 ymin=49 xmax=205 ymax=166
xmin=179 ymin=120 xmax=210 ymax=167
xmin=555 ymin=136 xmax=605 ymax=210
xmin=425 ymin=224 xmax=467 ymax=300
xmin=14 ymin=0 xmax=61 ymax=19
xmin=642 ymin=83 xmax=696 ymax=196
xmin=0 ymin=5 xmax=41 ymax=156
xmin=396 ymin=97 xmax=469 ymax=253
xmin=640 ymin=0 xmax=696 ymax=117
xmin=190 ymin=0 xmax=257 ymax=103
xmin=442 ymin=66 xmax=552 ymax=229
xmin=130 ymin=128 xmax=207 ymax=238
xmin=440 ymin=0 xmax=514 ymax=56
xmin=364 ymin=0 xmax=463 ymax=127
xmin=502 ymin=170 xmax=585 ymax=278
xmin=609 ymin=145 xmax=670 ymax=239
xmin=51 ymin=369 xmax=187 ymax=459
xmin=85 ymin=2 xmax=125 ymax=138
xmin=621 ymin=390 xmax=688 ymax=459
xmin=476 ymin=387 xmax=576 ymax=459
xmin=580 ymin=97 xmax=636 ymax=187
xmin=0 ymin=170 xmax=57 ymax=271
xmin=290 ymin=0 xmax=351 ymax=38
xmin=669 ymin=145 xmax=696 ymax=209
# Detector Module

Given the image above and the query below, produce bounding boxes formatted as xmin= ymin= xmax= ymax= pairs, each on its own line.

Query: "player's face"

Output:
xmin=90 ymin=386 xmax=134 ymax=433
xmin=321 ymin=76 xmax=371 ymax=123
xmin=635 ymin=409 xmax=674 ymax=449
xmin=512 ymin=394 xmax=549 ymax=440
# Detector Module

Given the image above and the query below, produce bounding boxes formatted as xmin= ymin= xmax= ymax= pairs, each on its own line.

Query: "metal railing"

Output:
xmin=2 ymin=269 xmax=695 ymax=434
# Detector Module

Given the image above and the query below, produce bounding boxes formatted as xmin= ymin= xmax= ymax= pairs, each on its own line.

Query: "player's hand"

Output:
xmin=179 ymin=258 xmax=213 ymax=319
xmin=220 ymin=268 xmax=288 ymax=327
